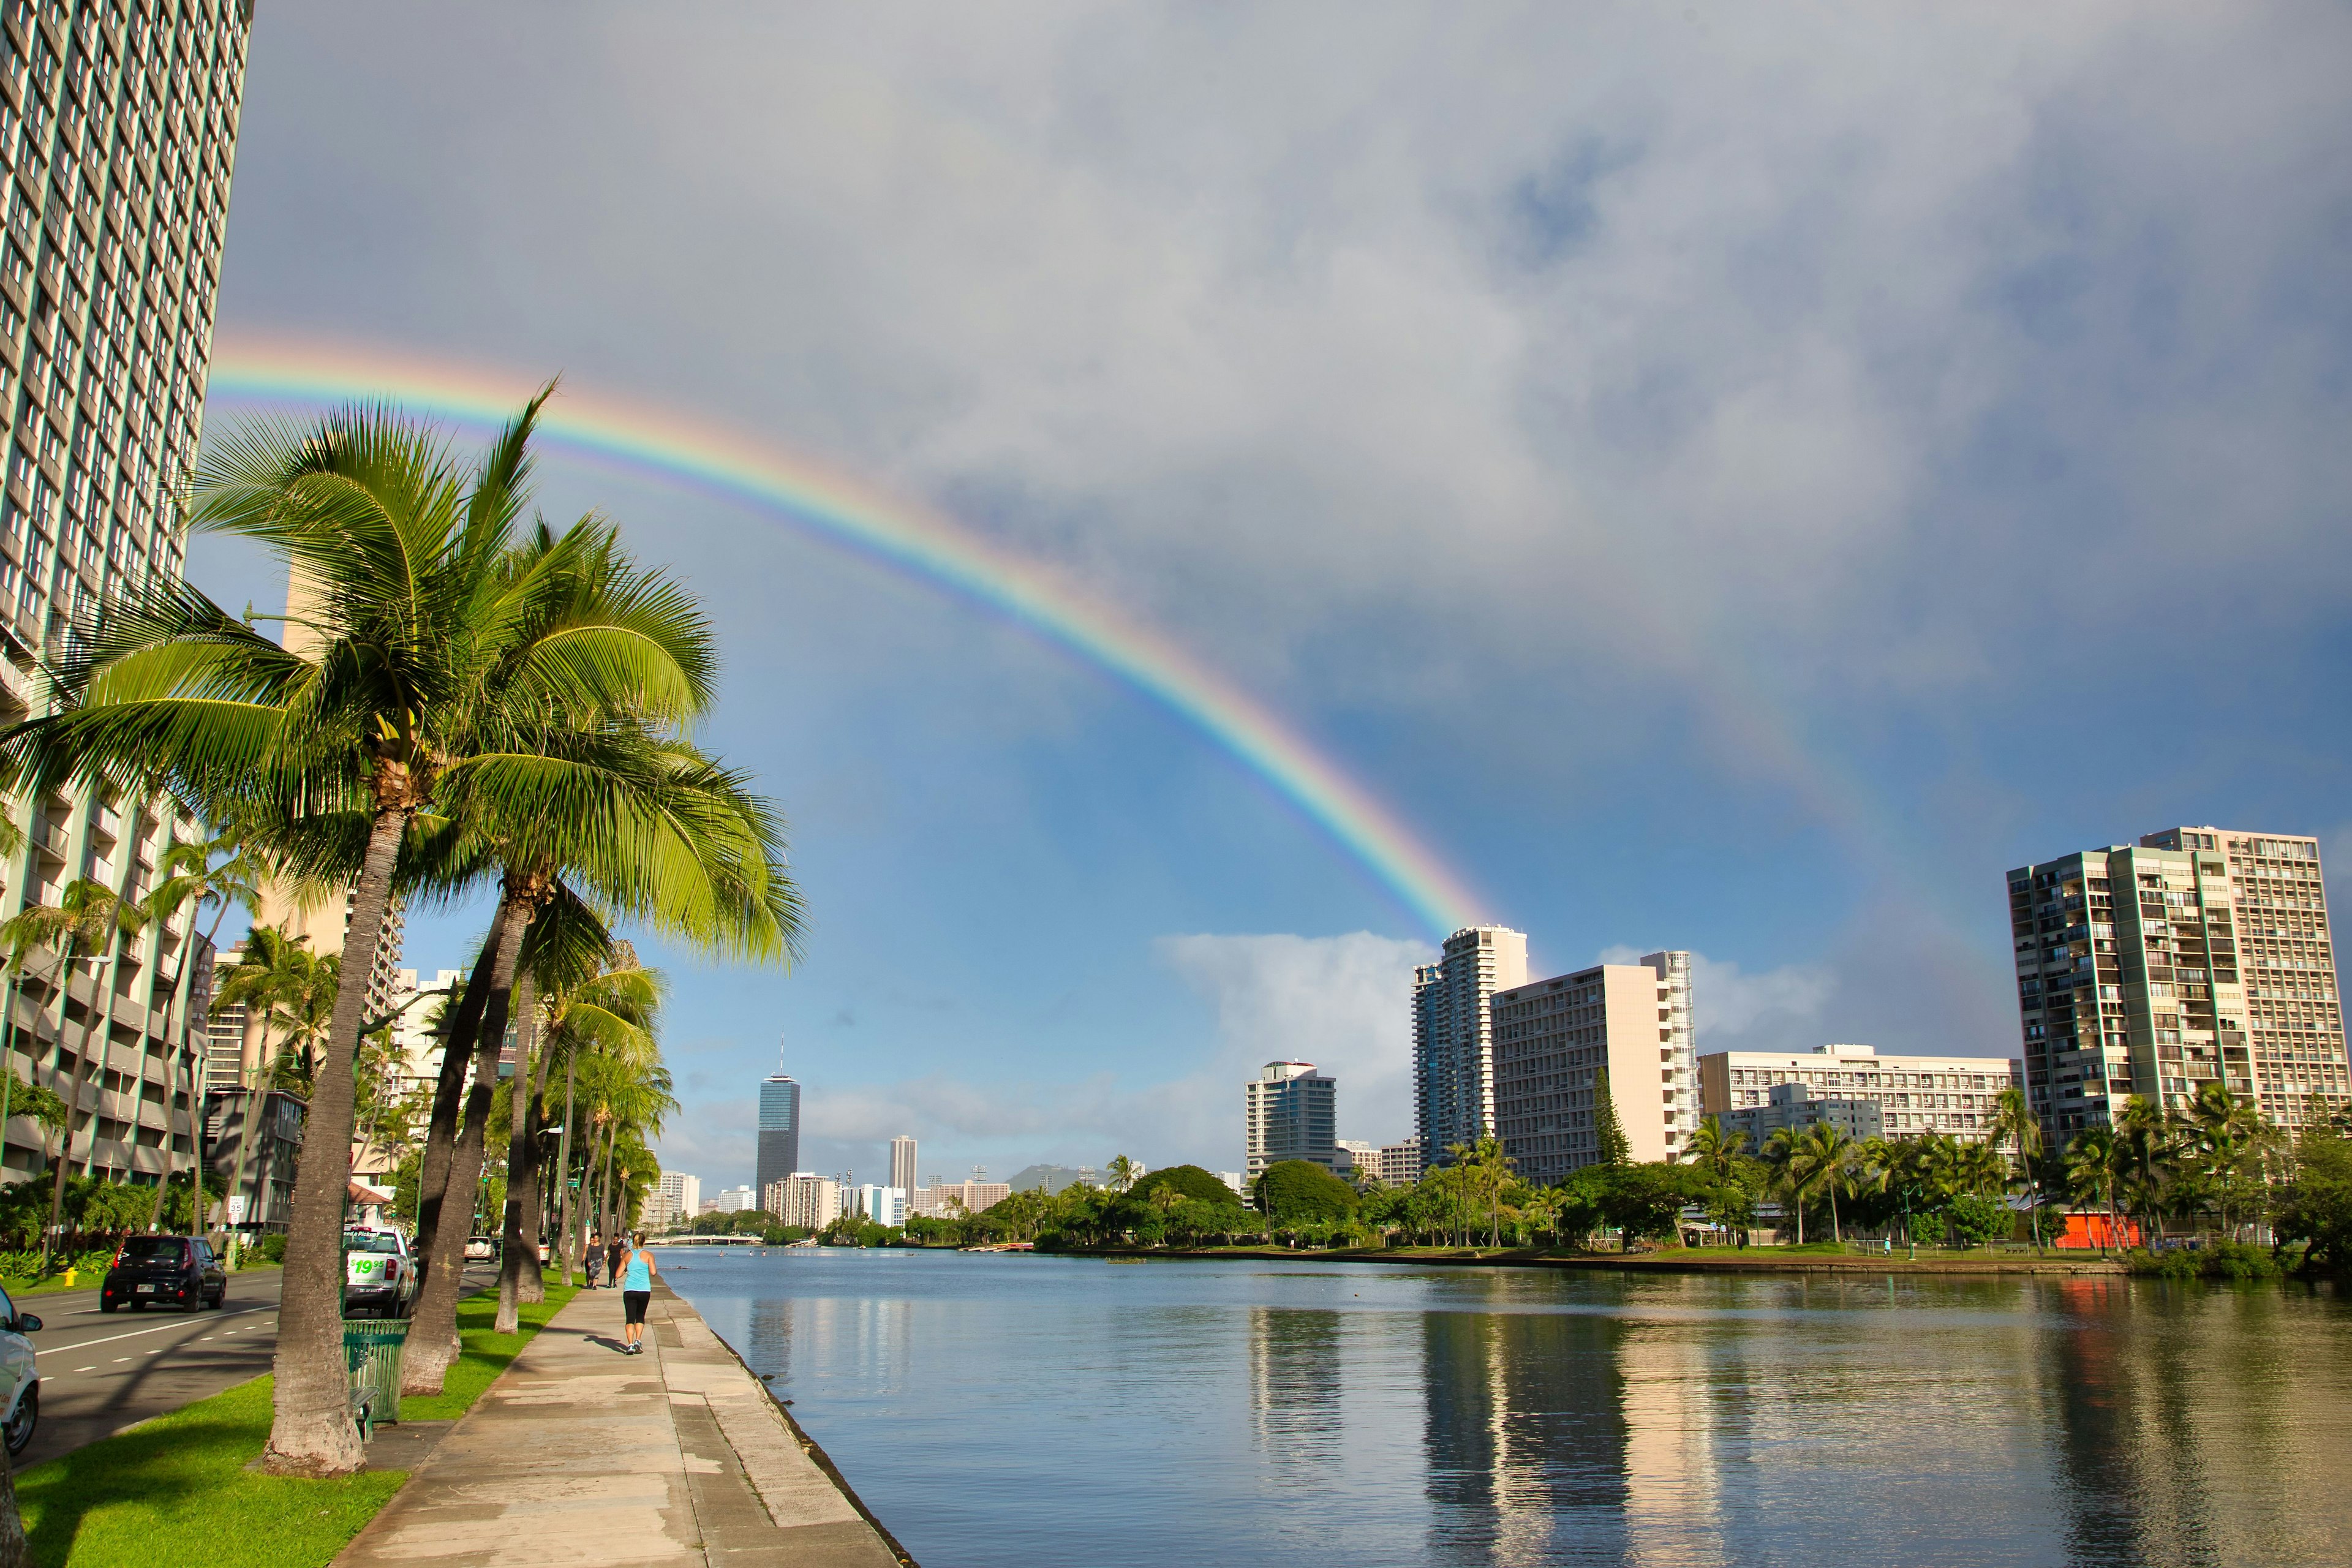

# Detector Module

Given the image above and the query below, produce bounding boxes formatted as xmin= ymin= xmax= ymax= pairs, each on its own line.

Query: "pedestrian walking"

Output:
xmin=619 ymin=1232 xmax=657 ymax=1355
xmin=584 ymin=1232 xmax=603 ymax=1288
xmin=606 ymin=1234 xmax=628 ymax=1292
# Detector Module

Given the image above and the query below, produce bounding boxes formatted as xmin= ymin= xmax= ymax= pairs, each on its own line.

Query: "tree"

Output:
xmin=1253 ymin=1160 xmax=1358 ymax=1223
xmin=1104 ymin=1154 xmax=1139 ymax=1193
xmin=1683 ymin=1115 xmax=1747 ymax=1182
xmin=2063 ymin=1128 xmax=2122 ymax=1254
xmin=1598 ymin=1163 xmax=1694 ymax=1246
xmin=1129 ymin=1165 xmax=1236 ymax=1208
xmin=0 ymin=394 xmax=728 ymax=1475
xmin=1989 ymin=1085 xmax=2045 ymax=1250
xmin=2273 ymin=1126 xmax=2352 ymax=1273
xmin=138 ymin=832 xmax=262 ymax=1231
xmin=1763 ymin=1121 xmax=1849 ymax=1245
xmin=1591 ymin=1068 xmax=1629 ymax=1166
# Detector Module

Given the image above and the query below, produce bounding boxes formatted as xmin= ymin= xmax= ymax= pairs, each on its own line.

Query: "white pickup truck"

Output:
xmin=344 ymin=1228 xmax=419 ymax=1319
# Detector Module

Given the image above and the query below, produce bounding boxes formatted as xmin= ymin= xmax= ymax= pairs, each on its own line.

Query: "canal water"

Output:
xmin=657 ymin=1248 xmax=2351 ymax=1567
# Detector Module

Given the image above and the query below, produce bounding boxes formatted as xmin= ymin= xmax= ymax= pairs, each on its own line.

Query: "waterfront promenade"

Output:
xmin=336 ymin=1285 xmax=906 ymax=1567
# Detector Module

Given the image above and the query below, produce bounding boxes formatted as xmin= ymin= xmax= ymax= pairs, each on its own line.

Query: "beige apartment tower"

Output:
xmin=1490 ymin=951 xmax=1694 ymax=1182
xmin=0 ymin=2 xmax=252 ymax=1186
xmin=2008 ymin=826 xmax=2347 ymax=1144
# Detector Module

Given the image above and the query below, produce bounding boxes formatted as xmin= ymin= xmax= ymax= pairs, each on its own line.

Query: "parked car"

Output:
xmin=343 ymin=1228 xmax=419 ymax=1319
xmin=0 ymin=1283 xmax=40 ymax=1457
xmin=463 ymin=1235 xmax=498 ymax=1261
xmin=100 ymin=1235 xmax=227 ymax=1314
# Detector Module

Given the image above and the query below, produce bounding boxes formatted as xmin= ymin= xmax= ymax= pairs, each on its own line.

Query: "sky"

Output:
xmin=185 ymin=2 xmax=2352 ymax=1193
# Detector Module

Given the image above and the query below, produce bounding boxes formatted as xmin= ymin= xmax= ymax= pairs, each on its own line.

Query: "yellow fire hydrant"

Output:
xmin=62 ymin=1267 xmax=75 ymax=1288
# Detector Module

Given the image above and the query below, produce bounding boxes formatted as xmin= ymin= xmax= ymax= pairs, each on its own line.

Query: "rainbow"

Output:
xmin=202 ymin=334 xmax=1488 ymax=938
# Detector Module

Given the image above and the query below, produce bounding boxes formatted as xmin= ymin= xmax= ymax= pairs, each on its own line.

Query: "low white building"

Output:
xmin=1699 ymin=1044 xmax=2024 ymax=1142
xmin=854 ymin=1185 xmax=907 ymax=1227
xmin=1721 ymin=1084 xmax=1886 ymax=1147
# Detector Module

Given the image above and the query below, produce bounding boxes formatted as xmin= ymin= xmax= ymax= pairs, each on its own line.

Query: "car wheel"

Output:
xmin=99 ymin=1301 xmax=116 ymax=1314
xmin=4 ymin=1384 xmax=35 ymax=1458
xmin=129 ymin=1301 xmax=145 ymax=1313
xmin=213 ymin=1291 xmax=227 ymax=1310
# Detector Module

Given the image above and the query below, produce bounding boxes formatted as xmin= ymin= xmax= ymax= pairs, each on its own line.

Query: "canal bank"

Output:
xmin=335 ymin=1282 xmax=911 ymax=1567
xmin=1055 ymin=1243 xmax=2129 ymax=1276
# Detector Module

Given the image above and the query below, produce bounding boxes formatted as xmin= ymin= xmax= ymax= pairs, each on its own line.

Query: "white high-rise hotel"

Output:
xmin=0 ymin=2 xmax=251 ymax=1189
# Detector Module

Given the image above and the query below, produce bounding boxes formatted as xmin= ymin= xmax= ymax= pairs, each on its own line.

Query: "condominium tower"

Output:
xmin=1489 ymin=951 xmax=1694 ymax=1182
xmin=0 ymin=2 xmax=251 ymax=1188
xmin=888 ymin=1134 xmax=916 ymax=1195
xmin=1412 ymin=926 xmax=1528 ymax=1159
xmin=1243 ymin=1060 xmax=1338 ymax=1181
xmin=755 ymin=1069 xmax=801 ymax=1199
xmin=2008 ymin=826 xmax=2348 ymax=1144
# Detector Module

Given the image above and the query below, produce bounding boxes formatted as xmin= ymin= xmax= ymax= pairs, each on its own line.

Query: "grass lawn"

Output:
xmin=12 ymin=1283 xmax=578 ymax=1568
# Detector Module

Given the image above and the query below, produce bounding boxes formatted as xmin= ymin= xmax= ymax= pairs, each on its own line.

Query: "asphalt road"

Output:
xmin=10 ymin=1262 xmax=496 ymax=1469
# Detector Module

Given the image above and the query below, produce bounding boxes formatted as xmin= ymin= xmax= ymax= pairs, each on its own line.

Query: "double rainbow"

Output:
xmin=202 ymin=335 xmax=1488 ymax=939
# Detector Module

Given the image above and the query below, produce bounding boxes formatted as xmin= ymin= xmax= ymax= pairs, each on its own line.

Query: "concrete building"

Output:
xmin=2010 ymin=827 xmax=2348 ymax=1142
xmin=0 ymin=0 xmax=253 ymax=1193
xmin=909 ymin=1174 xmax=1009 ymax=1218
xmin=1413 ymin=927 xmax=1529 ymax=1159
xmin=766 ymin=1172 xmax=840 ymax=1231
xmin=888 ymin=1134 xmax=916 ymax=1194
xmin=1008 ymin=1164 xmax=1101 ymax=1195
xmin=853 ymin=1184 xmax=905 ymax=1228
xmin=384 ymin=965 xmax=463 ymax=1099
xmin=1217 ymin=1171 xmax=1246 ymax=1197
xmin=1698 ymin=1044 xmax=2021 ymax=1142
xmin=711 ymin=1185 xmax=755 ymax=1213
xmin=1244 ymin=1060 xmax=1338 ymax=1181
xmin=647 ymin=1171 xmax=699 ymax=1232
xmin=1720 ymin=1082 xmax=1886 ymax=1147
xmin=755 ymin=1069 xmax=801 ymax=1200
xmin=1490 ymin=951 xmax=1695 ymax=1182
xmin=1337 ymin=1139 xmax=1376 ymax=1178
xmin=1367 ymin=1136 xmax=1424 ymax=1188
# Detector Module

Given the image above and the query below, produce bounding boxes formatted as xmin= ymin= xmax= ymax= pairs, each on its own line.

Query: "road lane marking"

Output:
xmin=72 ymin=1366 xmax=92 ymax=1373
xmin=34 ymin=1306 xmax=276 ymax=1357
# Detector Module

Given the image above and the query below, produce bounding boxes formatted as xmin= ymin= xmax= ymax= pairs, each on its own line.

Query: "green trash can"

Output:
xmin=343 ymin=1319 xmax=409 ymax=1440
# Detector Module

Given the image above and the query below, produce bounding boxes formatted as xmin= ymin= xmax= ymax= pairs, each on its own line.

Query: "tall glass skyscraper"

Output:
xmin=0 ymin=2 xmax=252 ymax=1190
xmin=756 ymin=1069 xmax=800 ymax=1201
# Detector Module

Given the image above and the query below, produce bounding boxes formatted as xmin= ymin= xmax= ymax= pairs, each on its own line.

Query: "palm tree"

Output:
xmin=0 ymin=394 xmax=728 ymax=1474
xmin=2062 ymin=1128 xmax=2122 ymax=1253
xmin=1988 ymin=1086 xmax=2045 ymax=1250
xmin=1684 ymin=1115 xmax=1747 ymax=1180
xmin=1104 ymin=1155 xmax=1139 ymax=1193
xmin=0 ymin=878 xmax=145 ymax=1265
xmin=209 ymin=925 xmax=311 ymax=1243
xmin=1764 ymin=1122 xmax=1851 ymax=1245
xmin=264 ymin=949 xmax=339 ymax=1096
xmin=138 ymin=832 xmax=262 ymax=1231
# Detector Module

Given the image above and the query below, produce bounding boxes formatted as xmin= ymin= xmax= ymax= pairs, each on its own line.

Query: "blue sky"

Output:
xmin=187 ymin=4 xmax=2352 ymax=1193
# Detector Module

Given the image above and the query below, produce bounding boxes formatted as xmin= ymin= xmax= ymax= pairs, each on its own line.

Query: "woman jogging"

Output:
xmin=619 ymin=1233 xmax=657 ymax=1355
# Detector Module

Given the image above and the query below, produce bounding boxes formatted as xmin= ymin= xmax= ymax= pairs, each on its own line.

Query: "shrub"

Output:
xmin=1129 ymin=1165 xmax=1239 ymax=1208
xmin=1943 ymin=1193 xmax=2011 ymax=1249
xmin=1253 ymin=1160 xmax=1358 ymax=1221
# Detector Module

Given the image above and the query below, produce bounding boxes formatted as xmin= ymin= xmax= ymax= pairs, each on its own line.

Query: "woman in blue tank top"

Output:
xmin=619 ymin=1232 xmax=657 ymax=1354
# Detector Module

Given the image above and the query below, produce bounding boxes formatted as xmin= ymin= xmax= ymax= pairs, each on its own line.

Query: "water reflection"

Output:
xmin=659 ymin=1250 xmax=2352 ymax=1568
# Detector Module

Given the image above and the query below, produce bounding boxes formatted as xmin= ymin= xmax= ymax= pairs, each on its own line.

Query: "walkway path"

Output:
xmin=336 ymin=1285 xmax=906 ymax=1567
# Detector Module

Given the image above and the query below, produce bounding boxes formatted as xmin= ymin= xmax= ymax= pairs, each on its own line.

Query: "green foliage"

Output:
xmin=1129 ymin=1165 xmax=1237 ymax=1208
xmin=1591 ymin=1067 xmax=1630 ymax=1166
xmin=1596 ymin=1163 xmax=1695 ymax=1243
xmin=1253 ymin=1159 xmax=1359 ymax=1221
xmin=2273 ymin=1128 xmax=2352 ymax=1273
xmin=2123 ymin=1242 xmax=2282 ymax=1282
xmin=1942 ymin=1191 xmax=2011 ymax=1249
xmin=397 ymin=1284 xmax=579 ymax=1421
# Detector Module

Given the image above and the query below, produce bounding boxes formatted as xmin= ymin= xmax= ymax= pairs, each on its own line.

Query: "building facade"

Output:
xmin=908 ymin=1175 xmax=1009 ymax=1218
xmin=646 ymin=1171 xmax=699 ymax=1232
xmin=711 ymin=1185 xmax=755 ymax=1213
xmin=853 ymin=1183 xmax=905 ymax=1228
xmin=755 ymin=1069 xmax=800 ymax=1199
xmin=1244 ymin=1059 xmax=1338 ymax=1180
xmin=1490 ymin=951 xmax=1695 ymax=1182
xmin=384 ymin=965 xmax=462 ymax=1100
xmin=1412 ymin=925 xmax=1529 ymax=1160
xmin=1366 ymin=1135 xmax=1424 ymax=1188
xmin=0 ymin=0 xmax=252 ymax=1193
xmin=766 ymin=1172 xmax=839 ymax=1231
xmin=1697 ymin=1044 xmax=2021 ymax=1142
xmin=2009 ymin=826 xmax=2348 ymax=1144
xmin=1719 ymin=1082 xmax=1886 ymax=1147
xmin=888 ymin=1133 xmax=916 ymax=1194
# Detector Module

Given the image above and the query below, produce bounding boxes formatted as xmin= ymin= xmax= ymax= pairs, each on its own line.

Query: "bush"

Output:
xmin=1253 ymin=1160 xmax=1358 ymax=1221
xmin=2126 ymin=1242 xmax=2280 ymax=1281
xmin=1943 ymin=1193 xmax=2011 ymax=1249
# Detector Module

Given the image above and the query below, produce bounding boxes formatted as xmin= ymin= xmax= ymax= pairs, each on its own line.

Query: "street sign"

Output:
xmin=227 ymin=1194 xmax=247 ymax=1224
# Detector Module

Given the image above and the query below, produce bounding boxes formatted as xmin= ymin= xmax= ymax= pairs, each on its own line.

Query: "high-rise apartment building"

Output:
xmin=1698 ymin=1043 xmax=2021 ymax=1143
xmin=907 ymin=1174 xmax=1009 ymax=1218
xmin=1489 ymin=951 xmax=1694 ymax=1182
xmin=888 ymin=1133 xmax=916 ymax=1194
xmin=1412 ymin=925 xmax=1528 ymax=1161
xmin=0 ymin=0 xmax=251 ymax=1190
xmin=2009 ymin=826 xmax=2348 ymax=1142
xmin=711 ymin=1185 xmax=755 ymax=1213
xmin=646 ymin=1170 xmax=699 ymax=1232
xmin=766 ymin=1172 xmax=839 ymax=1231
xmin=755 ymin=1068 xmax=800 ymax=1199
xmin=1244 ymin=1060 xmax=1338 ymax=1181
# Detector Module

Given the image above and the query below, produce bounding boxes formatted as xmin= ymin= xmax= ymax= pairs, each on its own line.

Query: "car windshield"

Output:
xmin=345 ymin=1232 xmax=402 ymax=1254
xmin=119 ymin=1238 xmax=186 ymax=1264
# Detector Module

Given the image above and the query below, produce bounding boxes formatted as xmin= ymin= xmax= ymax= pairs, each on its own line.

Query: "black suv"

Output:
xmin=100 ymin=1235 xmax=227 ymax=1313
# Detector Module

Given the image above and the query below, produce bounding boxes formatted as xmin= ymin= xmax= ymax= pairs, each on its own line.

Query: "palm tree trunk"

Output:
xmin=551 ymin=1054 xmax=578 ymax=1284
xmin=495 ymin=973 xmax=541 ymax=1333
xmin=44 ymin=952 xmax=100 ymax=1254
xmin=407 ymin=932 xmax=503 ymax=1286
xmin=146 ymin=902 xmax=216 ymax=1232
xmin=259 ymin=797 xmax=413 ymax=1477
xmin=599 ymin=1121 xmax=619 ymax=1249
xmin=402 ymin=892 xmax=535 ymax=1396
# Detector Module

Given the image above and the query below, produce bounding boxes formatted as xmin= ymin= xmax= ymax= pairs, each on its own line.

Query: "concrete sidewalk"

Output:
xmin=336 ymin=1285 xmax=907 ymax=1567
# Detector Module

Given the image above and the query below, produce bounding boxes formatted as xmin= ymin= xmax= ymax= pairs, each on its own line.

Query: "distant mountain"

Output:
xmin=1008 ymin=1164 xmax=1104 ymax=1196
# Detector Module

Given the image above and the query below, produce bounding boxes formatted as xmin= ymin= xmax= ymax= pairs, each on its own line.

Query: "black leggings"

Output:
xmin=623 ymin=1290 xmax=650 ymax=1325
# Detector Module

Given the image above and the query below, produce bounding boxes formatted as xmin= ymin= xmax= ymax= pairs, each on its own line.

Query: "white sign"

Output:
xmin=227 ymin=1194 xmax=247 ymax=1224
